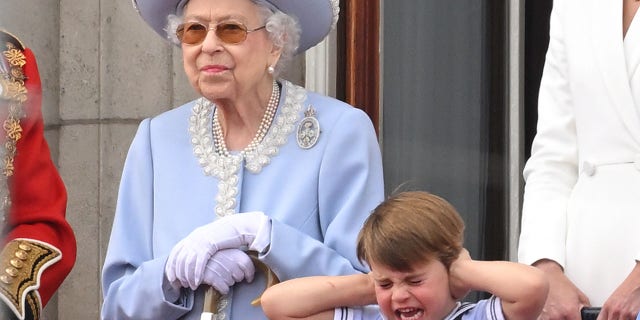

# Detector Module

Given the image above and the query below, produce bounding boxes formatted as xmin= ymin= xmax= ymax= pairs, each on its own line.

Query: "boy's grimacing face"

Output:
xmin=369 ymin=258 xmax=458 ymax=320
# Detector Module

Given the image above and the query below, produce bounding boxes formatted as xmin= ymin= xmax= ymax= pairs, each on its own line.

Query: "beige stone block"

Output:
xmin=43 ymin=128 xmax=61 ymax=165
xmin=59 ymin=0 xmax=100 ymax=120
xmin=57 ymin=124 xmax=101 ymax=319
xmin=172 ymin=47 xmax=200 ymax=107
xmin=42 ymin=294 xmax=59 ymax=319
xmin=100 ymin=0 xmax=175 ymax=119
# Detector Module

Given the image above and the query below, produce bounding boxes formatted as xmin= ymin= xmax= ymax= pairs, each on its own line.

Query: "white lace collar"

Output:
xmin=188 ymin=80 xmax=305 ymax=217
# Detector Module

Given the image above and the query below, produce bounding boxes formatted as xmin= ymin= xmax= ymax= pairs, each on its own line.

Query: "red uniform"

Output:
xmin=0 ymin=30 xmax=76 ymax=320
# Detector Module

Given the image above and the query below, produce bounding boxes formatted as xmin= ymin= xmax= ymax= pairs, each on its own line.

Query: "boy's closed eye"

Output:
xmin=375 ymin=280 xmax=393 ymax=289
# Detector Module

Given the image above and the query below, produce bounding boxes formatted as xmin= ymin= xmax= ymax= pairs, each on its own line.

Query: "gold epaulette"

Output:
xmin=0 ymin=239 xmax=61 ymax=320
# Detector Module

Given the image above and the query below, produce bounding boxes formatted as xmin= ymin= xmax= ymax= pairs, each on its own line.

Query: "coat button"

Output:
xmin=582 ymin=161 xmax=596 ymax=176
xmin=14 ymin=250 xmax=27 ymax=260
xmin=0 ymin=275 xmax=12 ymax=284
xmin=5 ymin=267 xmax=18 ymax=277
xmin=10 ymin=258 xmax=23 ymax=269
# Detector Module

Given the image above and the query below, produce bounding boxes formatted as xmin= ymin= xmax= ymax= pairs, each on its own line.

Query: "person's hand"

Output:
xmin=449 ymin=248 xmax=472 ymax=300
xmin=201 ymin=249 xmax=256 ymax=294
xmin=597 ymin=262 xmax=640 ymax=320
xmin=165 ymin=211 xmax=270 ymax=289
xmin=534 ymin=259 xmax=590 ymax=320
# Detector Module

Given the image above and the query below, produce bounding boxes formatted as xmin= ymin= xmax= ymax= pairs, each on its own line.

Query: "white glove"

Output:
xmin=165 ymin=211 xmax=271 ymax=288
xmin=202 ymin=249 xmax=256 ymax=294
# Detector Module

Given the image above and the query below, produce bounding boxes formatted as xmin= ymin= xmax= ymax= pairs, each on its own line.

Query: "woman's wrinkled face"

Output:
xmin=180 ymin=0 xmax=277 ymax=101
xmin=370 ymin=259 xmax=457 ymax=320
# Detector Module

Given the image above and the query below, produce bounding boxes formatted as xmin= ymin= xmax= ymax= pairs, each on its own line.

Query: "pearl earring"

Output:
xmin=267 ymin=65 xmax=275 ymax=74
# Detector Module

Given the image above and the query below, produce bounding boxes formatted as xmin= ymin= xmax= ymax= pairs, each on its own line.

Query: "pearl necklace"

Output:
xmin=212 ymin=80 xmax=280 ymax=157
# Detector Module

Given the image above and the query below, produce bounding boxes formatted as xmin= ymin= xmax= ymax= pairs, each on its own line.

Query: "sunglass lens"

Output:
xmin=179 ymin=23 xmax=207 ymax=44
xmin=216 ymin=23 xmax=247 ymax=44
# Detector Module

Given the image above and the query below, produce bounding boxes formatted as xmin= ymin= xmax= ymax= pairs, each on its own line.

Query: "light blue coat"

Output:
xmin=101 ymin=81 xmax=384 ymax=319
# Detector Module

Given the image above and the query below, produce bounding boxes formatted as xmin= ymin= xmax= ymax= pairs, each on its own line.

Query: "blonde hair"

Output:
xmin=357 ymin=191 xmax=465 ymax=271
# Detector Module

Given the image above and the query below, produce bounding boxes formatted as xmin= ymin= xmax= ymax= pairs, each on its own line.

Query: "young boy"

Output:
xmin=260 ymin=191 xmax=548 ymax=320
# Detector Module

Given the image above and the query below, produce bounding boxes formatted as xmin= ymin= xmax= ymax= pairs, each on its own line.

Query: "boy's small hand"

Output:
xmin=457 ymin=248 xmax=471 ymax=261
xmin=449 ymin=248 xmax=472 ymax=299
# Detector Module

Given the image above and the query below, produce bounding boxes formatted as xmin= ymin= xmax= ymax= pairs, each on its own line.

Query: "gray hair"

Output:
xmin=165 ymin=0 xmax=301 ymax=77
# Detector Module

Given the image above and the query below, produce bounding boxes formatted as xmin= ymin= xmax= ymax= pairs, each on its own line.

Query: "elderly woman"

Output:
xmin=100 ymin=0 xmax=384 ymax=319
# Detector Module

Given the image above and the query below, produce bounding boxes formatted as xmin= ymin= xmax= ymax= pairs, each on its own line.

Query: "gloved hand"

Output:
xmin=165 ymin=211 xmax=271 ymax=288
xmin=202 ymin=249 xmax=256 ymax=294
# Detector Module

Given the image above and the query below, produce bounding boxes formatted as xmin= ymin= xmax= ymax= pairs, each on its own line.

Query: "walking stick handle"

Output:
xmin=201 ymin=251 xmax=280 ymax=319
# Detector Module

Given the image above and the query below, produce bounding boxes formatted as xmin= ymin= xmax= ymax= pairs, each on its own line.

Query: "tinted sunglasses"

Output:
xmin=176 ymin=21 xmax=266 ymax=45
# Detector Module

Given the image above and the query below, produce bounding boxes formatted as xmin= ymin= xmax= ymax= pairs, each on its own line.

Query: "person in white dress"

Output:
xmin=518 ymin=0 xmax=640 ymax=319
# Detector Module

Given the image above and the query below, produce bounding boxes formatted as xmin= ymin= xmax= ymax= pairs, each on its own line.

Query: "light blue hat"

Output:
xmin=131 ymin=0 xmax=340 ymax=53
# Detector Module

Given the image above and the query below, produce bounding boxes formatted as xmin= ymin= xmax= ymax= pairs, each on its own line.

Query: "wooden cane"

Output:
xmin=201 ymin=251 xmax=280 ymax=320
